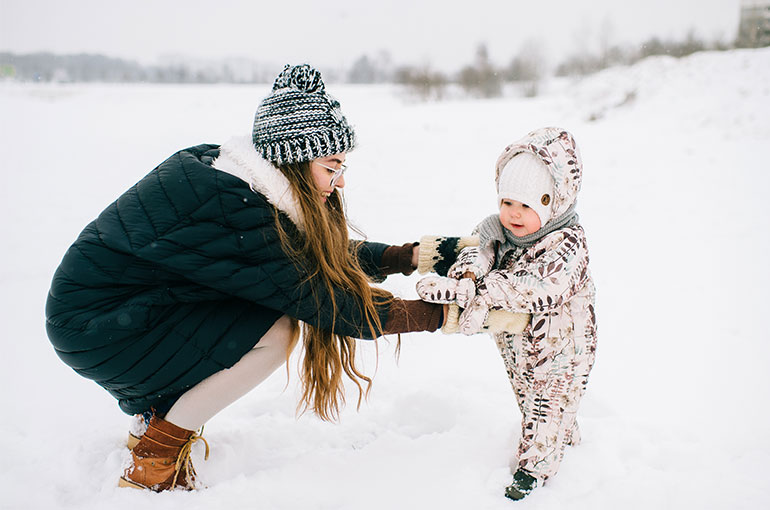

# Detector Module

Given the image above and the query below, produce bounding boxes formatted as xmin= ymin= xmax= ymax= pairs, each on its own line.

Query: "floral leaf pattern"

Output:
xmin=433 ymin=234 xmax=596 ymax=482
xmin=447 ymin=246 xmax=494 ymax=279
xmin=456 ymin=126 xmax=596 ymax=482
xmin=478 ymin=226 xmax=596 ymax=482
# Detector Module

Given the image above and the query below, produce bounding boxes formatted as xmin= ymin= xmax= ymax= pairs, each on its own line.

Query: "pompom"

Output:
xmin=272 ymin=64 xmax=325 ymax=93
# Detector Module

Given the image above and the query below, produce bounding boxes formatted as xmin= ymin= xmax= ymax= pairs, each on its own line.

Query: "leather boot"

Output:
xmin=119 ymin=415 xmax=209 ymax=492
xmin=126 ymin=432 xmax=141 ymax=451
xmin=126 ymin=413 xmax=149 ymax=450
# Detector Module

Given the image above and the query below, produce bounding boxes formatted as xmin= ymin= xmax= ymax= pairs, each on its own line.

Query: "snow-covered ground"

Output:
xmin=1 ymin=48 xmax=769 ymax=509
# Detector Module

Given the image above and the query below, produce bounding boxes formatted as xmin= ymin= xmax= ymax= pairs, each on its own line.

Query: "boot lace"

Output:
xmin=172 ymin=426 xmax=210 ymax=488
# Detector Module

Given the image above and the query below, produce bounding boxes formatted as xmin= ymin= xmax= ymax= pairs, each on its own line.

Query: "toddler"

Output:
xmin=417 ymin=127 xmax=597 ymax=500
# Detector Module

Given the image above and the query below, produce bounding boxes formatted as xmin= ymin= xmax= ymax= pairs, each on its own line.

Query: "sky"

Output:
xmin=1 ymin=0 xmax=744 ymax=72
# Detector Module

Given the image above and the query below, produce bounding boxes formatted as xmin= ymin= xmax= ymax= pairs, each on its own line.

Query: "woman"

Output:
xmin=45 ymin=64 xmax=445 ymax=492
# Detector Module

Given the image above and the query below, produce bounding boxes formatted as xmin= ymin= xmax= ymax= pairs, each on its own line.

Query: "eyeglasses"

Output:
xmin=316 ymin=161 xmax=347 ymax=188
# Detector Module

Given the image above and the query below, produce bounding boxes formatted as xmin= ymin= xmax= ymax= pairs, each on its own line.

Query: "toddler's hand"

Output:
xmin=454 ymin=278 xmax=476 ymax=308
xmin=416 ymin=276 xmax=475 ymax=305
xmin=458 ymin=295 xmax=490 ymax=335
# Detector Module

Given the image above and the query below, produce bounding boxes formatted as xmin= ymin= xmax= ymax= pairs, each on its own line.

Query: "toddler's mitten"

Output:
xmin=458 ymin=295 xmax=490 ymax=335
xmin=417 ymin=276 xmax=458 ymax=304
xmin=447 ymin=246 xmax=494 ymax=280
xmin=416 ymin=276 xmax=476 ymax=305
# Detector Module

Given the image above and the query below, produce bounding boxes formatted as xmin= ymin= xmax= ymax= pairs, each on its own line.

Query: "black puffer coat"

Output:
xmin=46 ymin=142 xmax=399 ymax=415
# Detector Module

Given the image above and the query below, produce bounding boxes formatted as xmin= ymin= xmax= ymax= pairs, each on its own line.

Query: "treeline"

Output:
xmin=0 ymin=53 xmax=279 ymax=84
xmin=392 ymin=30 xmax=749 ymax=100
xmin=2 ymin=28 xmax=765 ymax=101
xmin=554 ymin=30 xmax=733 ymax=76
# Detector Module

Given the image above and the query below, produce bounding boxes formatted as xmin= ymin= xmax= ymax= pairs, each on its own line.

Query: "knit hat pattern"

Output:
xmin=497 ymin=151 xmax=554 ymax=226
xmin=495 ymin=127 xmax=583 ymax=221
xmin=253 ymin=64 xmax=356 ymax=165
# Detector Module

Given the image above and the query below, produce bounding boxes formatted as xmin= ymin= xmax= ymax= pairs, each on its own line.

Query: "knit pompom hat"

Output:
xmin=497 ymin=151 xmax=555 ymax=226
xmin=252 ymin=64 xmax=356 ymax=165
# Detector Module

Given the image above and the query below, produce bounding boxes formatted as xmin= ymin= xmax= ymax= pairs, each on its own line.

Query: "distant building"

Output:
xmin=737 ymin=0 xmax=770 ymax=47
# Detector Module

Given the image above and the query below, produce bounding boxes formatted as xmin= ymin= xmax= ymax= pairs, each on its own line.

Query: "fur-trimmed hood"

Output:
xmin=212 ymin=135 xmax=304 ymax=229
xmin=495 ymin=127 xmax=582 ymax=220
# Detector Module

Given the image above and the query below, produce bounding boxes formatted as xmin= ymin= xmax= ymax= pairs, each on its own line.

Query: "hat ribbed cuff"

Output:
xmin=256 ymin=130 xmax=355 ymax=166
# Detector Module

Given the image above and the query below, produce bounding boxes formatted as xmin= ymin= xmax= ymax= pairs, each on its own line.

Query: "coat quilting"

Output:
xmin=46 ymin=142 xmax=392 ymax=415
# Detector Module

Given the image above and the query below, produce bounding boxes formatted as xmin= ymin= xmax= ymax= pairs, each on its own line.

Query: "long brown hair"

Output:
xmin=274 ymin=160 xmax=392 ymax=422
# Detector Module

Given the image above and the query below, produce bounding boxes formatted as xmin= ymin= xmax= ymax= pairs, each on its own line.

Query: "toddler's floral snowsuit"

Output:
xmin=449 ymin=128 xmax=597 ymax=483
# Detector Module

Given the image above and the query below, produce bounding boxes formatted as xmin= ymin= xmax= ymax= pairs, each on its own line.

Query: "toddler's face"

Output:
xmin=499 ymin=199 xmax=541 ymax=237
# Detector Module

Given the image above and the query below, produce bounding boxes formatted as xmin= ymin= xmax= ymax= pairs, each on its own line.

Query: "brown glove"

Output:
xmin=382 ymin=299 xmax=444 ymax=335
xmin=380 ymin=242 xmax=418 ymax=276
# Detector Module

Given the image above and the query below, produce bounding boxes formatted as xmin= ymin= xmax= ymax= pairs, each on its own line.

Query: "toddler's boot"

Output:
xmin=119 ymin=415 xmax=209 ymax=492
xmin=504 ymin=469 xmax=538 ymax=501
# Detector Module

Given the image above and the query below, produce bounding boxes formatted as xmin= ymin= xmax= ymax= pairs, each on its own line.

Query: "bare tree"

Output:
xmin=506 ymin=39 xmax=546 ymax=97
xmin=394 ymin=65 xmax=448 ymax=100
xmin=348 ymin=55 xmax=377 ymax=84
xmin=457 ymin=43 xmax=502 ymax=98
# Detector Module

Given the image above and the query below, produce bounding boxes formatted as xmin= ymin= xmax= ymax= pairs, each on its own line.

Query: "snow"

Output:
xmin=1 ymin=47 xmax=769 ymax=509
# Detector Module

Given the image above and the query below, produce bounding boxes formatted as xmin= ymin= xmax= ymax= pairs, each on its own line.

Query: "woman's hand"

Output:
xmin=411 ymin=244 xmax=419 ymax=269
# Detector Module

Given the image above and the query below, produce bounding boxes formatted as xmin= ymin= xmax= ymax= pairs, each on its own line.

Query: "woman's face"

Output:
xmin=310 ymin=153 xmax=347 ymax=202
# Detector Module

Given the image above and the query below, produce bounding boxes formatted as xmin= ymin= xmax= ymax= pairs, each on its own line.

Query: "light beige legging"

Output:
xmin=164 ymin=315 xmax=294 ymax=431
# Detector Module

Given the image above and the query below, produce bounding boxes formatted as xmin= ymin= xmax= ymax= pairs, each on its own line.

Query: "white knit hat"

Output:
xmin=497 ymin=152 xmax=555 ymax=226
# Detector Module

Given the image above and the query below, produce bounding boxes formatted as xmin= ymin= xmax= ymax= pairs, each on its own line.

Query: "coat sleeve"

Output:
xmin=132 ymin=208 xmax=394 ymax=340
xmin=352 ymin=240 xmax=389 ymax=282
xmin=138 ymin=228 xmax=388 ymax=339
xmin=352 ymin=240 xmax=420 ymax=283
xmin=475 ymin=227 xmax=591 ymax=314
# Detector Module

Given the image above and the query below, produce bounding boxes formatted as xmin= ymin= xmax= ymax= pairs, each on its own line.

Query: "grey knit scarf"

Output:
xmin=475 ymin=203 xmax=579 ymax=265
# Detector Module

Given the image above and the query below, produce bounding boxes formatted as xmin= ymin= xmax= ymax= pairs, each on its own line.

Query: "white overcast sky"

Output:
xmin=1 ymin=0 xmax=744 ymax=71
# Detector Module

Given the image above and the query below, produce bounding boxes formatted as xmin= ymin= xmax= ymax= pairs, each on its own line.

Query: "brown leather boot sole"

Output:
xmin=118 ymin=475 xmax=198 ymax=492
xmin=118 ymin=477 xmax=146 ymax=490
xmin=118 ymin=474 xmax=189 ymax=492
xmin=120 ymin=451 xmax=191 ymax=492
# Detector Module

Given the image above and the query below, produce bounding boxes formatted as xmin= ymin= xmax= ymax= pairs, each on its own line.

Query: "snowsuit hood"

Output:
xmin=495 ymin=127 xmax=582 ymax=220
